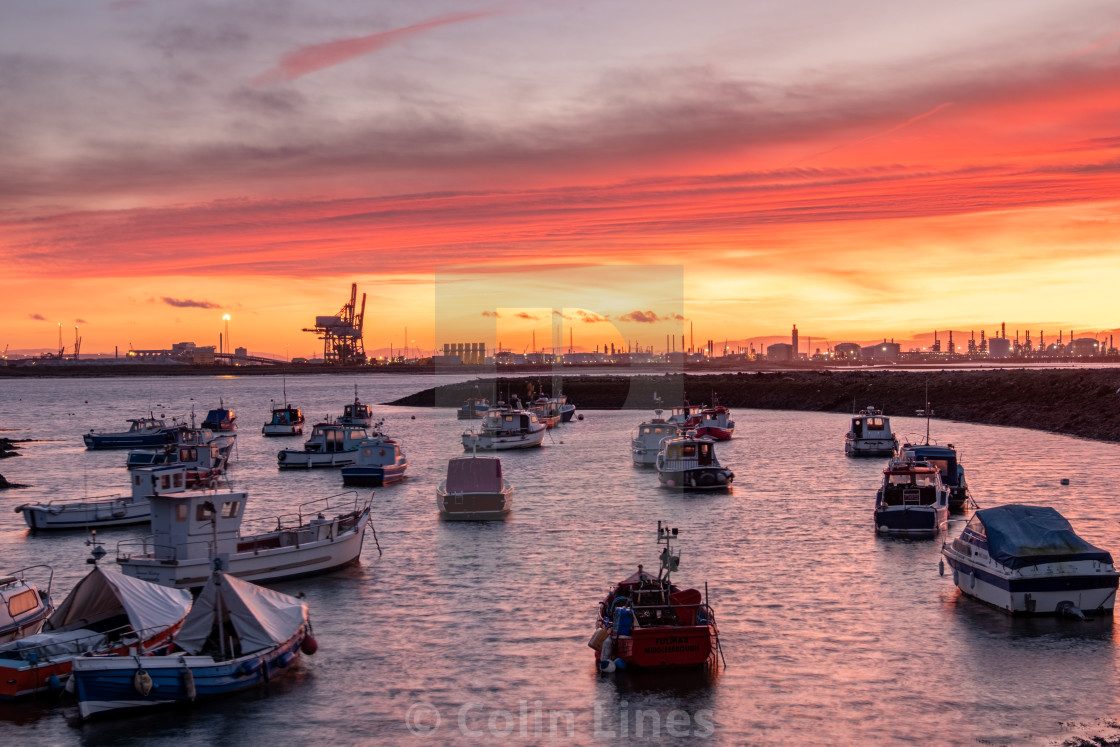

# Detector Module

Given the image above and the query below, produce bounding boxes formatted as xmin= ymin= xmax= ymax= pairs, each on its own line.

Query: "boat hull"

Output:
xmin=19 ymin=500 xmax=150 ymax=530
xmin=119 ymin=511 xmax=369 ymax=589
xmin=461 ymin=431 xmax=545 ymax=450
xmin=656 ymin=468 xmax=733 ymax=491
xmin=874 ymin=505 xmax=948 ymax=536
xmin=262 ymin=424 xmax=303 ymax=436
xmin=73 ymin=631 xmax=304 ymax=719
xmin=84 ymin=432 xmax=179 ymax=450
xmin=846 ymin=438 xmax=897 ymax=457
xmin=276 ymin=450 xmax=358 ymax=469
xmin=340 ymin=464 xmax=407 ymax=487
xmin=436 ymin=489 xmax=512 ymax=520
xmin=694 ymin=426 xmax=733 ymax=441
xmin=598 ymin=626 xmax=715 ymax=670
xmin=943 ymin=552 xmax=1119 ymax=615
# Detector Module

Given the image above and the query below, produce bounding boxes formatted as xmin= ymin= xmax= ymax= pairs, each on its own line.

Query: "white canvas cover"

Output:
xmin=46 ymin=566 xmax=192 ymax=635
xmin=174 ymin=572 xmax=307 ymax=656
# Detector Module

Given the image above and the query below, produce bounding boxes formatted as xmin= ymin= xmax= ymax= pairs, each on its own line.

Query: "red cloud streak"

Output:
xmin=253 ymin=10 xmax=500 ymax=85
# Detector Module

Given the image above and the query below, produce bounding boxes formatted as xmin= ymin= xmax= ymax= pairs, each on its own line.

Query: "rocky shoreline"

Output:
xmin=388 ymin=368 xmax=1120 ymax=444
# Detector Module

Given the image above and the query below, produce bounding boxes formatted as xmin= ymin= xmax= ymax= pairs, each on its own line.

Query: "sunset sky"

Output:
xmin=3 ymin=1 xmax=1120 ymax=357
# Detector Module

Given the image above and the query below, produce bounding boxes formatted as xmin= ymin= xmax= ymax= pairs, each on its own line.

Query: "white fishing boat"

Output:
xmin=845 ymin=406 xmax=899 ymax=457
xmin=276 ymin=423 xmax=370 ymax=469
xmin=941 ymin=504 xmax=1119 ymax=617
xmin=337 ymin=386 xmax=374 ymax=427
xmin=340 ymin=431 xmax=408 ymax=487
xmin=631 ymin=409 xmax=682 ymax=465
xmin=126 ymin=438 xmax=230 ymax=488
xmin=72 ymin=571 xmax=313 ymax=719
xmin=262 ymin=402 xmax=305 ymax=436
xmin=0 ymin=566 xmax=53 ymax=646
xmin=437 ymin=451 xmax=512 ymax=520
xmin=460 ymin=404 xmax=545 ymax=451
xmin=0 ymin=562 xmax=192 ymax=700
xmin=873 ymin=457 xmax=950 ymax=536
xmin=15 ymin=464 xmax=198 ymax=530
xmin=116 ymin=484 xmax=375 ymax=589
xmin=655 ymin=432 xmax=734 ymax=490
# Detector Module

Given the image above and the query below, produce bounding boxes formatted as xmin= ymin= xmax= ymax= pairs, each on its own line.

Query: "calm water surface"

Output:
xmin=2 ymin=374 xmax=1119 ymax=745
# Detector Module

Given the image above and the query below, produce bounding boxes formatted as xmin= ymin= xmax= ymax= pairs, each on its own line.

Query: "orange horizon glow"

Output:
xmin=3 ymin=5 xmax=1119 ymax=356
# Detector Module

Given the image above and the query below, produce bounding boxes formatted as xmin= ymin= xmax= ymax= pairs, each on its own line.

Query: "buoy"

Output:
xmin=613 ymin=658 xmax=626 ymax=670
xmin=577 ymin=414 xmax=584 ymax=420
xmin=134 ymin=668 xmax=153 ymax=696
xmin=301 ymin=635 xmax=319 ymax=655
xmin=938 ymin=559 xmax=945 ymax=576
xmin=181 ymin=667 xmax=196 ymax=701
xmin=411 ymin=415 xmax=416 ymax=420
xmin=1061 ymin=478 xmax=1070 ymax=486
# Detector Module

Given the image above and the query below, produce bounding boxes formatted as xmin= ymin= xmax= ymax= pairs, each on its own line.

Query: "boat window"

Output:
xmin=866 ymin=417 xmax=886 ymax=430
xmin=698 ymin=443 xmax=712 ymax=466
xmin=888 ymin=474 xmax=911 ymax=485
xmin=965 ymin=515 xmax=986 ymax=537
xmin=504 ymin=415 xmax=514 ymax=423
xmin=363 ymin=448 xmax=372 ymax=457
xmin=173 ymin=473 xmax=183 ymax=488
xmin=196 ymin=503 xmax=214 ymax=521
xmin=134 ymin=475 xmax=142 ymax=486
xmin=914 ymin=474 xmax=937 ymax=487
xmin=681 ymin=444 xmax=697 ymax=458
xmin=221 ymin=501 xmax=240 ymax=519
xmin=181 ymin=447 xmax=197 ymax=462
xmin=853 ymin=419 xmax=862 ymax=428
xmin=7 ymin=589 xmax=40 ymax=617
xmin=161 ymin=475 xmax=171 ymax=490
xmin=175 ymin=504 xmax=188 ymax=522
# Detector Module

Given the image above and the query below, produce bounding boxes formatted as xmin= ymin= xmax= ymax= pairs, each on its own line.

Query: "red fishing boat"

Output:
xmin=589 ymin=523 xmax=723 ymax=672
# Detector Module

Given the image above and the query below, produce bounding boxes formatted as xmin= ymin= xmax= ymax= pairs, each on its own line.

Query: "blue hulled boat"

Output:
xmin=72 ymin=571 xmax=313 ymax=719
xmin=873 ymin=458 xmax=949 ymax=536
xmin=83 ymin=417 xmax=183 ymax=450
xmin=340 ymin=432 xmax=408 ymax=486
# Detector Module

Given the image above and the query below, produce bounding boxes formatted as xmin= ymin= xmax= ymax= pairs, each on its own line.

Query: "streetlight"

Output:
xmin=223 ymin=314 xmax=231 ymax=359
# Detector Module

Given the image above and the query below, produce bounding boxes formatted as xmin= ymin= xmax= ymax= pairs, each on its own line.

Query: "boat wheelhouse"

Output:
xmin=17 ymin=464 xmax=197 ymax=530
xmin=897 ymin=442 xmax=969 ymax=511
xmin=631 ymin=410 xmax=682 ymax=465
xmin=693 ymin=404 xmax=735 ymax=441
xmin=72 ymin=571 xmax=312 ymax=719
xmin=460 ymin=406 xmax=546 ymax=451
xmin=116 ymin=485 xmax=373 ymax=589
xmin=530 ymin=397 xmax=563 ymax=429
xmin=263 ymin=403 xmax=305 ymax=436
xmin=845 ymin=406 xmax=899 ymax=457
xmin=0 ymin=566 xmax=53 ymax=646
xmin=83 ymin=417 xmax=183 ymax=450
xmin=337 ymin=387 xmax=374 ymax=427
xmin=0 ymin=564 xmax=192 ymax=699
xmin=457 ymin=397 xmax=490 ymax=420
xmin=200 ymin=399 xmax=236 ymax=432
xmin=436 ymin=453 xmax=512 ymax=520
xmin=942 ymin=504 xmax=1119 ymax=617
xmin=655 ymin=433 xmax=734 ymax=490
xmin=340 ymin=432 xmax=408 ymax=487
xmin=126 ymin=437 xmax=230 ymax=488
xmin=873 ymin=458 xmax=949 ymax=536
xmin=590 ymin=523 xmax=721 ymax=671
xmin=277 ymin=423 xmax=369 ymax=468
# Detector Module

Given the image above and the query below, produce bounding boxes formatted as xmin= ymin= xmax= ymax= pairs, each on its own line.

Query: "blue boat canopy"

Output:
xmin=977 ymin=504 xmax=1113 ymax=569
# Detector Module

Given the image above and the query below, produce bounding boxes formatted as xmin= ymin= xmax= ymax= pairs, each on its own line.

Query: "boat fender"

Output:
xmin=47 ymin=673 xmax=63 ymax=693
xmin=278 ymin=452 xmax=286 ymax=462
xmin=65 ymin=674 xmax=76 ymax=694
xmin=300 ymin=635 xmax=319 ymax=656
xmin=969 ymin=570 xmax=976 ymax=589
xmin=239 ymin=658 xmax=263 ymax=676
xmin=134 ymin=668 xmax=153 ymax=696
xmin=938 ymin=559 xmax=944 ymax=576
xmin=613 ymin=658 xmax=626 ymax=670
xmin=699 ymin=473 xmax=716 ymax=487
xmin=277 ymin=651 xmax=295 ymax=668
xmin=181 ymin=667 xmax=196 ymax=701
xmin=716 ymin=473 xmax=727 ymax=484
xmin=599 ymin=635 xmax=613 ymax=664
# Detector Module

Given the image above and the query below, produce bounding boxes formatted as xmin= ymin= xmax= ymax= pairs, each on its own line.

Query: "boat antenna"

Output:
xmin=924 ymin=379 xmax=931 ymax=445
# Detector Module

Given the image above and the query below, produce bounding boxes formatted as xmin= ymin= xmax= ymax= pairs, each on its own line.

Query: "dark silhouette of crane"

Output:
xmin=303 ymin=283 xmax=367 ymax=364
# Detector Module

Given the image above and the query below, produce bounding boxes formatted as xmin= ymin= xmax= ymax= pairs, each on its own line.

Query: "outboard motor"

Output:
xmin=1056 ymin=601 xmax=1086 ymax=621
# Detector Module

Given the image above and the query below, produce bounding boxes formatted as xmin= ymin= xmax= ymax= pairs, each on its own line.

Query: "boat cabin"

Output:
xmin=144 ymin=487 xmax=248 ymax=563
xmin=127 ymin=418 xmax=168 ymax=433
xmin=482 ymin=410 xmax=539 ymax=435
xmin=878 ymin=463 xmax=943 ymax=507
xmin=662 ymin=438 xmax=715 ymax=466
xmin=899 ymin=444 xmax=960 ymax=489
xmin=305 ymin=425 xmax=368 ymax=452
xmin=269 ymin=406 xmax=303 ymax=426
xmin=850 ymin=408 xmax=891 ymax=439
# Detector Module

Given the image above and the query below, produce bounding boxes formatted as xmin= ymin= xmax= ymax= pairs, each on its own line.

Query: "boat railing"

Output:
xmin=24 ymin=493 xmax=130 ymax=511
xmin=115 ymin=536 xmax=204 ymax=561
xmin=657 ymin=458 xmax=718 ymax=471
xmin=0 ymin=620 xmax=170 ymax=662
xmin=245 ymin=490 xmax=369 ymax=533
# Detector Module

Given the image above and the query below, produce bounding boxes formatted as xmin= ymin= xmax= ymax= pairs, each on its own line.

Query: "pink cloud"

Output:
xmin=620 ymin=310 xmax=661 ymax=323
xmin=253 ymin=10 xmax=501 ymax=85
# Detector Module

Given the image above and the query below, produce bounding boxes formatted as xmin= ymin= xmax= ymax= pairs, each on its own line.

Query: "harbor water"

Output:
xmin=2 ymin=373 xmax=1120 ymax=745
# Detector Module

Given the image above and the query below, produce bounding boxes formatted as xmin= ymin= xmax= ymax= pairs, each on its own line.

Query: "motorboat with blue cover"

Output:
xmin=941 ymin=504 xmax=1119 ymax=616
xmin=873 ymin=458 xmax=949 ymax=536
xmin=200 ymin=399 xmax=236 ymax=432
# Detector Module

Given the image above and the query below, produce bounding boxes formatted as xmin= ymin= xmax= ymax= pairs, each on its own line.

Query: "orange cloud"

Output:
xmin=252 ymin=10 xmax=501 ymax=85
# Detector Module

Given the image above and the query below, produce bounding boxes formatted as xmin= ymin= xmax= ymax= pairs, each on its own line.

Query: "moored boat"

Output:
xmin=0 ymin=563 xmax=192 ymax=699
xmin=340 ymin=432 xmax=408 ymax=487
xmin=845 ymin=406 xmax=899 ymax=457
xmin=529 ymin=397 xmax=562 ymax=429
xmin=337 ymin=386 xmax=374 ymax=427
xmin=0 ymin=566 xmax=53 ymax=646
xmin=941 ymin=504 xmax=1119 ymax=617
xmin=873 ymin=457 xmax=949 ymax=536
xmin=263 ymin=402 xmax=305 ymax=436
xmin=655 ymin=432 xmax=734 ymax=490
xmin=437 ymin=451 xmax=512 ymax=520
xmin=277 ymin=423 xmax=370 ymax=469
xmin=83 ymin=416 xmax=183 ymax=450
xmin=126 ymin=436 xmax=230 ymax=489
xmin=16 ymin=464 xmax=199 ymax=530
xmin=897 ymin=442 xmax=970 ymax=511
xmin=692 ymin=402 xmax=734 ymax=441
xmin=590 ymin=523 xmax=721 ymax=671
xmin=72 ymin=570 xmax=313 ymax=719
xmin=457 ymin=396 xmax=490 ymax=420
xmin=116 ymin=484 xmax=374 ymax=589
xmin=460 ymin=404 xmax=545 ymax=451
xmin=200 ymin=399 xmax=236 ymax=432
xmin=631 ymin=409 xmax=682 ymax=466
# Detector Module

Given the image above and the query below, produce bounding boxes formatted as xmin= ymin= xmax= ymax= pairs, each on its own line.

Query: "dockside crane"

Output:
xmin=303 ymin=283 xmax=367 ymax=364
